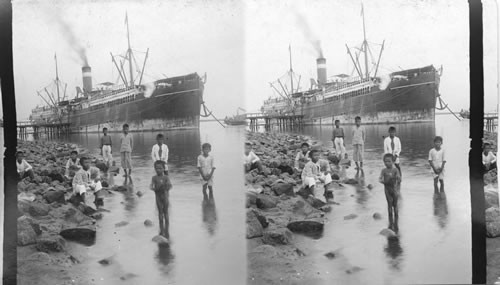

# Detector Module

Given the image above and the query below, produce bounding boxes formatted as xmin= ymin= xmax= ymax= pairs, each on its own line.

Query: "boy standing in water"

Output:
xmin=379 ymin=153 xmax=401 ymax=232
xmin=384 ymin=126 xmax=402 ymax=178
xmin=332 ymin=120 xmax=347 ymax=160
xmin=150 ymin=160 xmax=172 ymax=238
xmin=100 ymin=127 xmax=113 ymax=168
xmin=352 ymin=116 xmax=366 ymax=170
xmin=294 ymin=143 xmax=311 ymax=172
xmin=429 ymin=136 xmax=446 ymax=193
xmin=119 ymin=124 xmax=134 ymax=177
xmin=151 ymin=134 xmax=169 ymax=175
xmin=197 ymin=143 xmax=216 ymax=198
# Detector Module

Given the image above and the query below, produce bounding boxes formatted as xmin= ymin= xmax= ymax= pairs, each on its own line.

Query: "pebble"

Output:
xmin=144 ymin=219 xmax=154 ymax=227
xmin=115 ymin=221 xmax=129 ymax=227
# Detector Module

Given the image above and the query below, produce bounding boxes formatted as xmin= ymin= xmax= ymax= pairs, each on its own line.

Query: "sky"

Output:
xmin=11 ymin=0 xmax=244 ymax=120
xmin=4 ymin=0 xmax=500 ymax=119
xmin=244 ymin=0 xmax=499 ymax=113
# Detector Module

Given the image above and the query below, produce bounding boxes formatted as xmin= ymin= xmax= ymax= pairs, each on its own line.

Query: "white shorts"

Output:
xmin=102 ymin=145 xmax=113 ymax=163
xmin=334 ymin=137 xmax=346 ymax=156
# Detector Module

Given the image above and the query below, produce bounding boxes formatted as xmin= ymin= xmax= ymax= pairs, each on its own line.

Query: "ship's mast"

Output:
xmin=126 ymin=12 xmax=134 ymax=88
xmin=289 ymin=44 xmax=294 ymax=93
xmin=55 ymin=53 xmax=60 ymax=103
xmin=361 ymin=3 xmax=369 ymax=80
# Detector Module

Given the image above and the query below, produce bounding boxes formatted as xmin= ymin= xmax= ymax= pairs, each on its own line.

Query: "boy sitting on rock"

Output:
xmin=72 ymin=156 xmax=102 ymax=207
xmin=300 ymin=150 xmax=334 ymax=202
xmin=244 ymin=142 xmax=263 ymax=173
xmin=65 ymin=150 xmax=81 ymax=180
xmin=16 ymin=151 xmax=35 ymax=181
xmin=294 ymin=143 xmax=311 ymax=172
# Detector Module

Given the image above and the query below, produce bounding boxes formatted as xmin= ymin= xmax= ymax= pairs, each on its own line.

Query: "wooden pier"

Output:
xmin=17 ymin=121 xmax=71 ymax=139
xmin=247 ymin=113 xmax=304 ymax=129
xmin=484 ymin=113 xmax=498 ymax=132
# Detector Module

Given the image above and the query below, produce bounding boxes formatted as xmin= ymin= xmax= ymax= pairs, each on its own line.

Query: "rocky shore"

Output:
xmin=16 ymin=140 xmax=113 ymax=285
xmin=484 ymin=131 xmax=500 ymax=284
xmin=245 ymin=132 xmax=360 ymax=284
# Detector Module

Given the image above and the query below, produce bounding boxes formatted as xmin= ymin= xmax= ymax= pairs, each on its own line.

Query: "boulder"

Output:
xmin=487 ymin=221 xmax=500 ymax=238
xmin=48 ymin=172 xmax=65 ymax=183
xmin=485 ymin=190 xmax=499 ymax=208
xmin=95 ymin=162 xmax=108 ymax=172
xmin=152 ymin=235 xmax=169 ymax=245
xmin=271 ymin=182 xmax=294 ymax=196
xmin=346 ymin=266 xmax=363 ymax=274
xmin=296 ymin=187 xmax=314 ymax=199
xmin=344 ymin=214 xmax=358 ymax=220
xmin=60 ymin=225 xmax=97 ymax=241
xmin=287 ymin=220 xmax=324 ymax=233
xmin=136 ymin=191 xmax=143 ymax=197
xmin=43 ymin=190 xmax=66 ymax=204
xmin=256 ymin=194 xmax=279 ymax=209
xmin=373 ymin=213 xmax=382 ymax=220
xmin=306 ymin=196 xmax=326 ymax=209
xmin=144 ymin=219 xmax=154 ymax=227
xmin=246 ymin=192 xmax=258 ymax=208
xmin=18 ymin=216 xmax=39 ymax=246
xmin=251 ymin=210 xmax=269 ymax=228
xmin=324 ymin=251 xmax=336 ymax=259
xmin=115 ymin=221 xmax=129 ymax=227
xmin=379 ymin=228 xmax=397 ymax=238
xmin=36 ymin=235 xmax=66 ymax=252
xmin=246 ymin=209 xmax=264 ymax=239
xmin=343 ymin=178 xmax=358 ymax=185
xmin=262 ymin=228 xmax=293 ymax=245
xmin=29 ymin=202 xmax=51 ymax=217
xmin=90 ymin=213 xmax=103 ymax=220
xmin=78 ymin=203 xmax=97 ymax=216
xmin=486 ymin=207 xmax=500 ymax=223
xmin=18 ymin=200 xmax=31 ymax=216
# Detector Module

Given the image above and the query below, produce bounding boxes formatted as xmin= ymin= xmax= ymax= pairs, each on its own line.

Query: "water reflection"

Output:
xmin=433 ymin=192 xmax=449 ymax=229
xmin=122 ymin=178 xmax=138 ymax=216
xmin=202 ymin=195 xmax=218 ymax=236
xmin=354 ymin=169 xmax=369 ymax=205
xmin=155 ymin=243 xmax=175 ymax=268
xmin=384 ymin=236 xmax=404 ymax=271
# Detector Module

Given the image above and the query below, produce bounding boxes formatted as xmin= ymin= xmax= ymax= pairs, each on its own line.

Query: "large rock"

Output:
xmin=485 ymin=190 xmax=499 ymax=208
xmin=379 ymin=228 xmax=397 ymax=238
xmin=487 ymin=221 xmax=500 ymax=238
xmin=486 ymin=207 xmax=500 ymax=223
xmin=246 ymin=209 xmax=264 ymax=239
xmin=256 ymin=194 xmax=279 ymax=209
xmin=18 ymin=216 xmax=39 ymax=246
xmin=262 ymin=228 xmax=293 ymax=245
xmin=36 ymin=235 xmax=66 ymax=252
xmin=287 ymin=220 xmax=324 ymax=233
xmin=60 ymin=225 xmax=97 ymax=241
xmin=152 ymin=235 xmax=169 ymax=245
xmin=95 ymin=162 xmax=108 ymax=172
xmin=271 ymin=182 xmax=294 ymax=196
xmin=29 ymin=202 xmax=51 ymax=217
xmin=43 ymin=190 xmax=66 ymax=204
xmin=306 ymin=196 xmax=326 ymax=209
xmin=48 ymin=171 xmax=65 ymax=183
xmin=246 ymin=192 xmax=258 ymax=208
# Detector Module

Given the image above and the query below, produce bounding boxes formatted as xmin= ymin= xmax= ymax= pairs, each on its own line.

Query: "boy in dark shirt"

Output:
xmin=150 ymin=160 xmax=172 ymax=238
xmin=379 ymin=153 xmax=401 ymax=232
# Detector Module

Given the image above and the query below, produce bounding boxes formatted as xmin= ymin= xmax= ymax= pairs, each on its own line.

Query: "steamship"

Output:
xmin=261 ymin=10 xmax=442 ymax=125
xmin=29 ymin=16 xmax=205 ymax=133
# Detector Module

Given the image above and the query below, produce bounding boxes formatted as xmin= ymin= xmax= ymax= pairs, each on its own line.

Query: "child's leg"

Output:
xmin=156 ymin=194 xmax=165 ymax=235
xmin=439 ymin=179 xmax=444 ymax=192
xmin=433 ymin=177 xmax=439 ymax=193
xmin=359 ymin=145 xmax=364 ymax=168
xmin=162 ymin=196 xmax=169 ymax=239
xmin=393 ymin=193 xmax=399 ymax=231
xmin=202 ymin=183 xmax=208 ymax=198
xmin=208 ymin=185 xmax=214 ymax=197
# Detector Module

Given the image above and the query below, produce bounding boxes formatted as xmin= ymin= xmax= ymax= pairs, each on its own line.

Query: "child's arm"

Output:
xmin=439 ymin=149 xmax=446 ymax=173
xmin=130 ymin=135 xmax=134 ymax=151
xmin=150 ymin=177 xmax=155 ymax=191
xmin=207 ymin=157 xmax=216 ymax=180
xmin=197 ymin=156 xmax=206 ymax=180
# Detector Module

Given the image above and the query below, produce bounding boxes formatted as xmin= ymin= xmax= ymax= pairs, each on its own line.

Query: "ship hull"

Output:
xmin=264 ymin=66 xmax=439 ymax=125
xmin=67 ymin=88 xmax=202 ymax=133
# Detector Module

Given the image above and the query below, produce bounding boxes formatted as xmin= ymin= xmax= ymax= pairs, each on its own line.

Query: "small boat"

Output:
xmin=224 ymin=108 xmax=247 ymax=126
xmin=459 ymin=109 xmax=470 ymax=119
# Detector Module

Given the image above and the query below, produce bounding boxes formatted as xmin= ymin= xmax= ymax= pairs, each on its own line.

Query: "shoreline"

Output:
xmin=16 ymin=139 xmax=111 ymax=285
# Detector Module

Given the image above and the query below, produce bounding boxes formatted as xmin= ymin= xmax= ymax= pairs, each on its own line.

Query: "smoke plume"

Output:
xmin=294 ymin=12 xmax=323 ymax=58
xmin=378 ymin=74 xmax=391 ymax=90
xmin=56 ymin=17 xmax=89 ymax=66
xmin=143 ymin=82 xmax=156 ymax=98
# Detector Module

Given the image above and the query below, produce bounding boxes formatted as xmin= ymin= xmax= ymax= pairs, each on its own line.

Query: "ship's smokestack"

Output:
xmin=316 ymin=58 xmax=327 ymax=86
xmin=82 ymin=66 xmax=92 ymax=93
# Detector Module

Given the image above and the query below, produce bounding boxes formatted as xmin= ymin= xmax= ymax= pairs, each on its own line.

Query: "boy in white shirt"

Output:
xmin=65 ymin=150 xmax=81 ymax=179
xmin=384 ymin=126 xmax=402 ymax=178
xmin=72 ymin=156 xmax=102 ymax=207
xmin=483 ymin=142 xmax=497 ymax=171
xmin=16 ymin=151 xmax=34 ymax=181
xmin=197 ymin=143 xmax=216 ymax=199
xmin=151 ymin=133 xmax=169 ymax=174
xmin=244 ymin=142 xmax=263 ymax=173
xmin=429 ymin=136 xmax=446 ymax=193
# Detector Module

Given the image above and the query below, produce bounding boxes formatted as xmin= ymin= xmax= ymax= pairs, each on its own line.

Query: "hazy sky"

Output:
xmin=12 ymin=0 xmax=244 ymax=120
xmin=244 ymin=0 xmax=498 ymax=113
xmin=5 ymin=0 xmax=500 ymax=120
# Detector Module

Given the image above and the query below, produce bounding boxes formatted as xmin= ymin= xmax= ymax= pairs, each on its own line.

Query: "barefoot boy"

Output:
xmin=72 ymin=156 xmax=102 ymax=207
xmin=197 ymin=143 xmax=216 ymax=198
xmin=119 ymin=124 xmax=134 ymax=177
xmin=244 ymin=142 xmax=263 ymax=173
xmin=483 ymin=142 xmax=497 ymax=171
xmin=429 ymin=136 xmax=446 ymax=193
xmin=16 ymin=151 xmax=34 ymax=181
xmin=301 ymin=150 xmax=333 ymax=200
xmin=100 ymin=127 xmax=113 ymax=168
xmin=384 ymin=126 xmax=402 ymax=177
xmin=65 ymin=150 xmax=81 ymax=179
xmin=151 ymin=133 xmax=169 ymax=174
xmin=150 ymin=160 xmax=172 ymax=238
xmin=379 ymin=153 xmax=401 ymax=232
xmin=332 ymin=120 xmax=347 ymax=159
xmin=294 ymin=143 xmax=311 ymax=172
xmin=352 ymin=116 xmax=366 ymax=170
